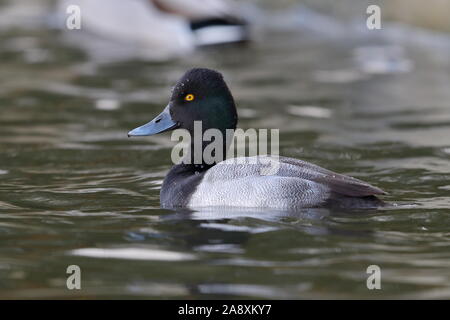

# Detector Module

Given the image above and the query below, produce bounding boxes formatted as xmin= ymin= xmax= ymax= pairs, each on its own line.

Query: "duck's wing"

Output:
xmin=212 ymin=156 xmax=386 ymax=198
xmin=190 ymin=156 xmax=385 ymax=209
xmin=277 ymin=156 xmax=386 ymax=197
xmin=152 ymin=0 xmax=233 ymax=20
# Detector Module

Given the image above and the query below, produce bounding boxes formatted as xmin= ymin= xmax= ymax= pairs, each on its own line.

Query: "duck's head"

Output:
xmin=128 ymin=68 xmax=237 ymax=138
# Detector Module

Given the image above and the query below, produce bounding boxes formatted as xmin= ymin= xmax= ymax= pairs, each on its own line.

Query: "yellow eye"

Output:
xmin=184 ymin=94 xmax=195 ymax=101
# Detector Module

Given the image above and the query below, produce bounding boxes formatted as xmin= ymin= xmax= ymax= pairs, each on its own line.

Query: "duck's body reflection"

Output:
xmin=159 ymin=205 xmax=376 ymax=241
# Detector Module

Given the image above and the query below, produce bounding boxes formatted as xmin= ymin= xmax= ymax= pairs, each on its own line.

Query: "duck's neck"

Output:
xmin=181 ymin=128 xmax=235 ymax=172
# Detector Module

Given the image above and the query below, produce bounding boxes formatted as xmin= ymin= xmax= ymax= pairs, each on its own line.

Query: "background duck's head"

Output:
xmin=128 ymin=68 xmax=238 ymax=138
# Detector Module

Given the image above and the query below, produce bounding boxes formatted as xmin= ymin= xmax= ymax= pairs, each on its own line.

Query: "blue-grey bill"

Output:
xmin=128 ymin=105 xmax=178 ymax=137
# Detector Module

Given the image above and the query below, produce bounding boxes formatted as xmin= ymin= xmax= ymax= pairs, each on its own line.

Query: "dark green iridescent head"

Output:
xmin=128 ymin=68 xmax=238 ymax=137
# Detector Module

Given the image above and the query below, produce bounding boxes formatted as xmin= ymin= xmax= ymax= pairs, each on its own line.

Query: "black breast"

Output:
xmin=160 ymin=164 xmax=207 ymax=208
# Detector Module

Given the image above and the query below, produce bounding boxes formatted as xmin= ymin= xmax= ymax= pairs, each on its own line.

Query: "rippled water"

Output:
xmin=1 ymin=2 xmax=450 ymax=299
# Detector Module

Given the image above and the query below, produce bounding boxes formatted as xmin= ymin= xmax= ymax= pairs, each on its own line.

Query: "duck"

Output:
xmin=56 ymin=0 xmax=249 ymax=60
xmin=128 ymin=68 xmax=387 ymax=209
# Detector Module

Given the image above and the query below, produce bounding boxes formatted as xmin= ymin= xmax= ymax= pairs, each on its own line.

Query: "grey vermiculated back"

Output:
xmin=186 ymin=156 xmax=385 ymax=209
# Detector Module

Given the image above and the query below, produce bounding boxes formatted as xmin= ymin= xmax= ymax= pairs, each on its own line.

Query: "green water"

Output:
xmin=1 ymin=3 xmax=450 ymax=299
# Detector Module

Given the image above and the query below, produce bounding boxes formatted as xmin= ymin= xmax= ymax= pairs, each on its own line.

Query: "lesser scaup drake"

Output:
xmin=129 ymin=68 xmax=386 ymax=209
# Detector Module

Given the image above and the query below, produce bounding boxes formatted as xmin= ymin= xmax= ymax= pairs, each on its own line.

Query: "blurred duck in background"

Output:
xmin=56 ymin=0 xmax=250 ymax=61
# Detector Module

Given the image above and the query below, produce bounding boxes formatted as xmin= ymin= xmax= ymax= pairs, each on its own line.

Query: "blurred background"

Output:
xmin=0 ymin=0 xmax=449 ymax=299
